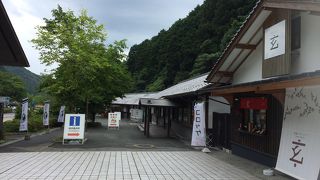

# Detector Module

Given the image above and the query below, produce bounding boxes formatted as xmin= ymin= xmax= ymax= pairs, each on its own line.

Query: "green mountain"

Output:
xmin=0 ymin=66 xmax=40 ymax=94
xmin=126 ymin=0 xmax=257 ymax=92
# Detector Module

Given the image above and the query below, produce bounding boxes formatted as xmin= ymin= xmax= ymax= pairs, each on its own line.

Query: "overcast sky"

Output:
xmin=3 ymin=0 xmax=203 ymax=75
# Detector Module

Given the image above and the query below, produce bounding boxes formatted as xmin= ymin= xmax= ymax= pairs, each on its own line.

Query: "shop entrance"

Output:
xmin=212 ymin=112 xmax=230 ymax=149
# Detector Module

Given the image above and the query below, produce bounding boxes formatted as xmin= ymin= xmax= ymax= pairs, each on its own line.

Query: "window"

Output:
xmin=238 ymin=98 xmax=267 ymax=135
xmin=291 ymin=16 xmax=301 ymax=51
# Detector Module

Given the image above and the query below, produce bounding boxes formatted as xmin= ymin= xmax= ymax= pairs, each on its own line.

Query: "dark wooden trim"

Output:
xmin=226 ymin=49 xmax=245 ymax=71
xmin=212 ymin=76 xmax=320 ymax=96
xmin=235 ymin=44 xmax=257 ymax=49
xmin=262 ymin=9 xmax=291 ymax=78
xmin=215 ymin=26 xmax=264 ymax=84
xmin=212 ymin=86 xmax=257 ymax=96
xmin=232 ymin=38 xmax=262 ymax=73
xmin=167 ymin=108 xmax=171 ymax=137
xmin=163 ymin=107 xmax=166 ymax=129
xmin=209 ymin=3 xmax=265 ymax=80
xmin=216 ymin=71 xmax=233 ymax=77
xmin=233 ymin=50 xmax=255 ymax=73
xmin=264 ymin=1 xmax=320 ymax=12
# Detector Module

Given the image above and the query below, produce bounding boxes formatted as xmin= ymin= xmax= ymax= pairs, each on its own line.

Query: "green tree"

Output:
xmin=0 ymin=71 xmax=26 ymax=101
xmin=189 ymin=53 xmax=220 ymax=77
xmin=126 ymin=0 xmax=257 ymax=92
xmin=32 ymin=6 xmax=132 ymax=122
xmin=0 ymin=71 xmax=27 ymax=139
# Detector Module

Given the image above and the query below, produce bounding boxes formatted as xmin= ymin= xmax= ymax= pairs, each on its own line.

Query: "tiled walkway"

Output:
xmin=0 ymin=151 xmax=259 ymax=180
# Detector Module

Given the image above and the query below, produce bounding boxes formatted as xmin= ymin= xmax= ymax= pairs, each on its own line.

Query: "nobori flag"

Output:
xmin=191 ymin=102 xmax=206 ymax=146
xmin=43 ymin=102 xmax=50 ymax=126
xmin=57 ymin=106 xmax=65 ymax=122
xmin=276 ymin=86 xmax=320 ymax=180
xmin=19 ymin=100 xmax=28 ymax=131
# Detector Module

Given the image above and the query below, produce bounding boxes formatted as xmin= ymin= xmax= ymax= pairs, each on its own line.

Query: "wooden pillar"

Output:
xmin=205 ymin=95 xmax=209 ymax=131
xmin=144 ymin=107 xmax=147 ymax=135
xmin=156 ymin=108 xmax=159 ymax=125
xmin=147 ymin=107 xmax=151 ymax=138
xmin=163 ymin=107 xmax=166 ymax=129
xmin=0 ymin=103 xmax=4 ymax=140
xmin=167 ymin=108 xmax=171 ymax=137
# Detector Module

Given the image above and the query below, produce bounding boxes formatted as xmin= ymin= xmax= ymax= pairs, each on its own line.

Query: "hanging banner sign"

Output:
xmin=191 ymin=102 xmax=206 ymax=146
xmin=63 ymin=114 xmax=85 ymax=144
xmin=43 ymin=102 xmax=50 ymax=126
xmin=19 ymin=100 xmax=28 ymax=131
xmin=276 ymin=86 xmax=320 ymax=180
xmin=240 ymin=98 xmax=268 ymax=110
xmin=130 ymin=109 xmax=143 ymax=121
xmin=108 ymin=112 xmax=120 ymax=129
xmin=57 ymin=106 xmax=65 ymax=122
xmin=264 ymin=20 xmax=286 ymax=60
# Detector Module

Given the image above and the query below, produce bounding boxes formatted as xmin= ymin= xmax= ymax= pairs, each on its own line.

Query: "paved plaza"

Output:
xmin=0 ymin=118 xmax=292 ymax=180
xmin=0 ymin=151 xmax=259 ymax=180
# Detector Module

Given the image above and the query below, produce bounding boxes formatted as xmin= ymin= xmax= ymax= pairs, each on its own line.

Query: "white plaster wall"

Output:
xmin=291 ymin=13 xmax=320 ymax=74
xmin=233 ymin=43 xmax=263 ymax=84
xmin=208 ymin=96 xmax=230 ymax=129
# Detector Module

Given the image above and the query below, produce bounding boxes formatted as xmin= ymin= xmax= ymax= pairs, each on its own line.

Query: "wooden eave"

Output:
xmin=206 ymin=0 xmax=320 ymax=84
xmin=235 ymin=44 xmax=257 ymax=50
xmin=0 ymin=1 xmax=29 ymax=67
xmin=211 ymin=71 xmax=320 ymax=96
xmin=206 ymin=0 xmax=265 ymax=82
xmin=264 ymin=1 xmax=320 ymax=12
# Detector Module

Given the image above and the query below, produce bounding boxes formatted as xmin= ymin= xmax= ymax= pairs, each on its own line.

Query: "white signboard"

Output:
xmin=191 ymin=102 xmax=206 ymax=146
xmin=57 ymin=106 xmax=65 ymax=122
xmin=43 ymin=103 xmax=50 ymax=126
xmin=264 ymin=20 xmax=286 ymax=59
xmin=116 ymin=112 xmax=121 ymax=121
xmin=130 ymin=109 xmax=143 ymax=121
xmin=19 ymin=100 xmax=28 ymax=131
xmin=108 ymin=112 xmax=120 ymax=129
xmin=63 ymin=114 xmax=85 ymax=143
xmin=276 ymin=86 xmax=320 ymax=180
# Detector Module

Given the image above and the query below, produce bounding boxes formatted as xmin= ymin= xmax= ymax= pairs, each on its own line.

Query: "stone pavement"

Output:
xmin=0 ymin=151 xmax=259 ymax=180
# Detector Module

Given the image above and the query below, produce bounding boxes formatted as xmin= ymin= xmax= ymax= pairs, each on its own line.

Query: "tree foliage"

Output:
xmin=32 ymin=6 xmax=132 ymax=117
xmin=126 ymin=0 xmax=257 ymax=92
xmin=0 ymin=71 xmax=26 ymax=101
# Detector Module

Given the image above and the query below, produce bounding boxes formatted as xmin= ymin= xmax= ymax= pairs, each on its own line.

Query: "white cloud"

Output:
xmin=2 ymin=0 xmax=203 ymax=75
xmin=2 ymin=0 xmax=55 ymax=75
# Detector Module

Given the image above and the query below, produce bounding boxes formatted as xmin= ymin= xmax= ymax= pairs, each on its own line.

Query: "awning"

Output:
xmin=210 ymin=70 xmax=320 ymax=95
xmin=0 ymin=1 xmax=29 ymax=67
xmin=139 ymin=98 xmax=177 ymax=107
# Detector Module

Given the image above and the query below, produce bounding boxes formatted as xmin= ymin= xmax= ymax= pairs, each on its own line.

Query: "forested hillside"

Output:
xmin=126 ymin=0 xmax=257 ymax=92
xmin=0 ymin=66 xmax=40 ymax=94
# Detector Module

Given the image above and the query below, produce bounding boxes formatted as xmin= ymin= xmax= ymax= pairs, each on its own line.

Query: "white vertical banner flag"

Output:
xmin=276 ymin=86 xmax=320 ymax=180
xmin=191 ymin=102 xmax=206 ymax=146
xmin=19 ymin=100 xmax=28 ymax=131
xmin=43 ymin=102 xmax=50 ymax=126
xmin=57 ymin=106 xmax=65 ymax=123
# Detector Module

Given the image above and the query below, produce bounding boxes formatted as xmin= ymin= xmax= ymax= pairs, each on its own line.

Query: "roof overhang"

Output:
xmin=0 ymin=1 xmax=29 ymax=67
xmin=140 ymin=98 xmax=177 ymax=107
xmin=211 ymin=70 xmax=320 ymax=96
xmin=206 ymin=0 xmax=320 ymax=84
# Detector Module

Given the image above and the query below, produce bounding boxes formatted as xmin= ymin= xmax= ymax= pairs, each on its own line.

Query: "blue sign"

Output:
xmin=69 ymin=116 xmax=80 ymax=126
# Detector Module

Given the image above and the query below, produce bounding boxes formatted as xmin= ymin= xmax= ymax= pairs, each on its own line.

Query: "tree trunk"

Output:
xmin=91 ymin=113 xmax=96 ymax=122
xmin=85 ymin=98 xmax=89 ymax=131
xmin=0 ymin=103 xmax=4 ymax=140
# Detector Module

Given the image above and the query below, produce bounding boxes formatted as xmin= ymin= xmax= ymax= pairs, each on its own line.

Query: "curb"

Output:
xmin=0 ymin=127 xmax=61 ymax=147
xmin=137 ymin=124 xmax=144 ymax=132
